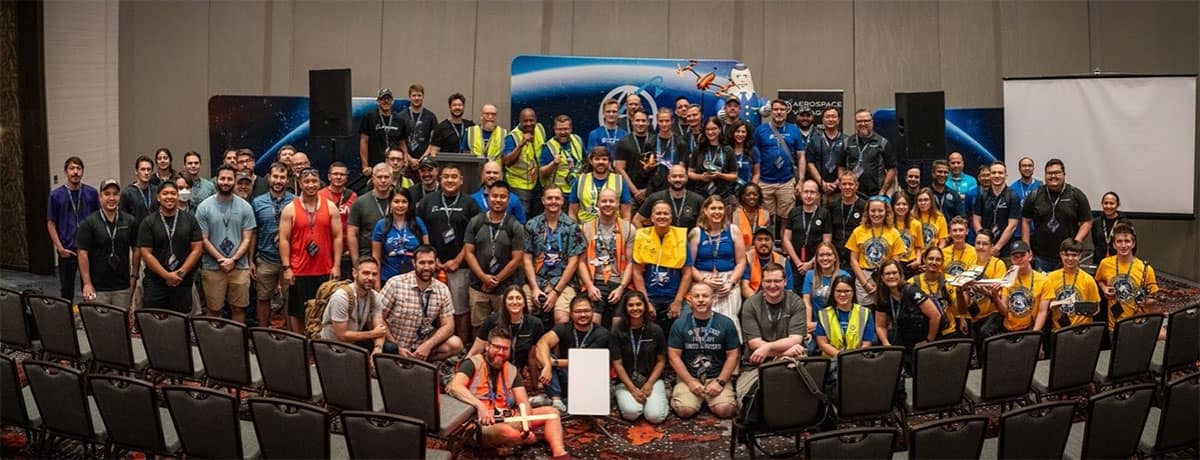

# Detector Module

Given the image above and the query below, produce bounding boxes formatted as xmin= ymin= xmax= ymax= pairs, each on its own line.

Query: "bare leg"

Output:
xmin=430 ymin=336 xmax=465 ymax=361
xmin=230 ymin=306 xmax=246 ymax=324
xmin=287 ymin=315 xmax=304 ymax=334
xmin=256 ymin=299 xmax=272 ymax=327
xmin=529 ymin=407 xmax=568 ymax=457
xmin=454 ymin=313 xmax=472 ymax=347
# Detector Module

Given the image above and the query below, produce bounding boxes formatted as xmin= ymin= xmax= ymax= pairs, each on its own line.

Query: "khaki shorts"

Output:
xmin=759 ymin=179 xmax=796 ymax=219
xmin=469 ymin=288 xmax=503 ymax=327
xmin=522 ymin=285 xmax=577 ymax=316
xmin=201 ymin=269 xmax=251 ymax=309
xmin=255 ymin=258 xmax=284 ymax=302
xmin=671 ymin=379 xmax=736 ymax=414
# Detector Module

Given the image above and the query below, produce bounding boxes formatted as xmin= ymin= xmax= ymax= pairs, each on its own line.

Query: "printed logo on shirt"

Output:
xmin=1111 ymin=275 xmax=1136 ymax=302
xmin=1009 ymin=288 xmax=1034 ymax=316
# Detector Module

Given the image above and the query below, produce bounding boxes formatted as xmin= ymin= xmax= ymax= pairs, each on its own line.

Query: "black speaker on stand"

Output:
xmin=309 ymin=69 xmax=353 ymax=177
xmin=895 ymin=91 xmax=946 ymax=163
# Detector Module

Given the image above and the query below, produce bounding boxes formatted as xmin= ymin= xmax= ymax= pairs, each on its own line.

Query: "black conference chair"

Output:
xmin=1062 ymin=383 xmax=1156 ymax=460
xmin=78 ymin=303 xmax=148 ymax=375
xmin=192 ymin=316 xmax=262 ymax=397
xmin=21 ymin=360 xmax=107 ymax=457
xmin=1151 ymin=306 xmax=1199 ymax=385
xmin=1031 ymin=322 xmax=1104 ymax=400
xmin=374 ymin=353 xmax=473 ymax=438
xmin=980 ymin=400 xmax=1076 ymax=459
xmin=804 ymin=426 xmax=897 ymax=459
xmin=1138 ymin=371 xmax=1199 ymax=457
xmin=87 ymin=375 xmax=179 ymax=457
xmin=341 ymin=410 xmax=452 ymax=460
xmin=26 ymin=294 xmax=91 ymax=367
xmin=904 ymin=338 xmax=971 ymax=417
xmin=903 ymin=415 xmax=987 ymax=460
xmin=965 ymin=331 xmax=1041 ymax=412
xmin=0 ymin=287 xmax=40 ymax=354
xmin=312 ymin=339 xmax=382 ymax=413
xmin=248 ymin=397 xmax=347 ymax=459
xmin=731 ymin=357 xmax=830 ymax=458
xmin=1094 ymin=313 xmax=1162 ymax=389
xmin=1 ymin=353 xmax=42 ymax=446
xmin=835 ymin=346 xmax=904 ymax=427
xmin=135 ymin=308 xmax=205 ymax=382
xmin=250 ymin=327 xmax=322 ymax=402
xmin=163 ymin=384 xmax=261 ymax=459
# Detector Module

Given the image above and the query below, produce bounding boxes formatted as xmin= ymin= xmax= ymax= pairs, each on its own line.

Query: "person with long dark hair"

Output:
xmin=1091 ymin=191 xmax=1131 ymax=260
xmin=688 ymin=116 xmax=737 ymax=198
xmin=727 ymin=120 xmax=759 ymax=189
xmin=467 ymin=285 xmax=545 ymax=374
xmin=372 ymin=192 xmax=429 ymax=284
xmin=871 ymin=260 xmax=942 ymax=362
xmin=610 ymin=291 xmax=668 ymax=424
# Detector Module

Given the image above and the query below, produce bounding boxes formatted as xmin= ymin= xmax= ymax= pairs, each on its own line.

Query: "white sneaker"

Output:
xmin=551 ymin=399 xmax=567 ymax=413
xmin=529 ymin=395 xmax=551 ymax=408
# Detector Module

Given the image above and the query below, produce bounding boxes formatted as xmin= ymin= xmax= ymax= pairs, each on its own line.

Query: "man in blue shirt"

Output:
xmin=1009 ymin=156 xmax=1041 ymax=242
xmin=668 ymin=283 xmax=741 ymax=419
xmin=47 ymin=156 xmax=100 ymax=301
xmin=250 ymin=162 xmax=294 ymax=327
xmin=946 ymin=152 xmax=979 ymax=212
xmin=586 ymin=100 xmax=626 ymax=159
xmin=471 ymin=161 xmax=526 ymax=224
xmin=753 ymin=100 xmax=806 ymax=236
xmin=196 ymin=165 xmax=257 ymax=323
xmin=930 ymin=160 xmax=967 ymax=219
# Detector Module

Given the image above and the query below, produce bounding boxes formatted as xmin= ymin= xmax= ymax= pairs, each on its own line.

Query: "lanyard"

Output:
xmin=841 ymin=202 xmax=856 ymax=240
xmin=705 ymin=228 xmax=724 ymax=262
xmin=160 ymin=212 xmax=178 ymax=259
xmin=415 ymin=287 xmax=432 ymax=318
xmin=272 ymin=195 xmax=287 ymax=219
xmin=67 ymin=188 xmax=82 ymax=217
xmin=988 ymin=187 xmax=1007 ymax=231
xmin=656 ymin=136 xmax=675 ymax=163
xmin=629 ymin=327 xmax=644 ymax=372
xmin=374 ymin=195 xmax=389 ymax=219
xmin=951 ymin=245 xmax=965 ymax=266
xmin=799 ymin=209 xmax=816 ymax=248
xmin=543 ymin=221 xmax=562 ymax=252
xmin=440 ymin=194 xmax=460 ymax=221
xmin=140 ymin=185 xmax=153 ymax=210
xmin=101 ymin=211 xmax=119 ymax=257
xmin=301 ymin=199 xmax=318 ymax=231
xmin=669 ymin=195 xmax=686 ymax=222
xmin=889 ymin=294 xmax=901 ymax=322
xmin=1017 ymin=180 xmax=1036 ymax=204
xmin=1047 ymin=186 xmax=1066 ymax=222
xmin=573 ymin=324 xmax=594 ymax=348
xmin=689 ymin=315 xmax=711 ymax=346
xmin=451 ymin=122 xmax=465 ymax=141
xmin=855 ymin=137 xmax=869 ymax=164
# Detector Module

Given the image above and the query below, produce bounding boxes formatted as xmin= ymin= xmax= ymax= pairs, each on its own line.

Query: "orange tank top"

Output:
xmin=290 ymin=197 xmax=334 ymax=276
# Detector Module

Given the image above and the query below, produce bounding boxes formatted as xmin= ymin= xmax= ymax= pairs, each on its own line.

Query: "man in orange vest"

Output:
xmin=740 ymin=227 xmax=794 ymax=298
xmin=579 ymin=188 xmax=634 ymax=327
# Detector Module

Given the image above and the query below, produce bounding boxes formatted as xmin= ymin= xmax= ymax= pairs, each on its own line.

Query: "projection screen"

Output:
xmin=1003 ymin=75 xmax=1197 ymax=218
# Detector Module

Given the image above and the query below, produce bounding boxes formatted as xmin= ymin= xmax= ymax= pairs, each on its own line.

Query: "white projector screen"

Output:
xmin=1003 ymin=76 xmax=1197 ymax=217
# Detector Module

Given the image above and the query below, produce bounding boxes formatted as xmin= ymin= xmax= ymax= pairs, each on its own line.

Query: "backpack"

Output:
xmin=304 ymin=279 xmax=356 ymax=340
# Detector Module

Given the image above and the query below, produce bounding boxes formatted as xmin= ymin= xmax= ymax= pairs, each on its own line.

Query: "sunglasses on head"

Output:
xmin=299 ymin=168 xmax=320 ymax=178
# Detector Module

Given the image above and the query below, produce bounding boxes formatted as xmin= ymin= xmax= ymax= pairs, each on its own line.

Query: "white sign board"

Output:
xmin=567 ymin=348 xmax=610 ymax=416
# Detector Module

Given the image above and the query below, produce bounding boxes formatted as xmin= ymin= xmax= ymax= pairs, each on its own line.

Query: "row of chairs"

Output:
xmin=0 ymin=289 xmax=476 ymax=441
xmin=1 ymin=356 xmax=451 ymax=459
xmin=733 ymin=306 xmax=1199 ymax=458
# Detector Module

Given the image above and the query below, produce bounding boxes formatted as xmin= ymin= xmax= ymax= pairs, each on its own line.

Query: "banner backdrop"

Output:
xmin=777 ymin=89 xmax=844 ymax=123
xmin=510 ymin=55 xmax=766 ymax=136
xmin=871 ymin=107 xmax=1005 ymax=185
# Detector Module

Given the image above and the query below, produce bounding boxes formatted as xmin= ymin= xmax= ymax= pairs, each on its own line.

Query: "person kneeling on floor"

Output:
xmin=668 ymin=283 xmax=741 ymax=419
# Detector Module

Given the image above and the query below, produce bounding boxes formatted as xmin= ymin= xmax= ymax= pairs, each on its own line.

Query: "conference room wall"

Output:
xmin=114 ymin=0 xmax=1199 ymax=279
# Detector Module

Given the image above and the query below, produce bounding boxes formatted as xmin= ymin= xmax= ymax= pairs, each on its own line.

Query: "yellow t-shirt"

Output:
xmin=844 ymin=225 xmax=903 ymax=270
xmin=894 ymin=219 xmax=924 ymax=263
xmin=1003 ymin=269 xmax=1047 ymax=332
xmin=1095 ymin=256 xmax=1159 ymax=331
xmin=916 ymin=212 xmax=948 ymax=249
xmin=909 ymin=274 xmax=959 ymax=337
xmin=942 ymin=244 xmax=978 ymax=277
xmin=960 ymin=257 xmax=1008 ymax=322
xmin=1042 ymin=269 xmax=1102 ymax=331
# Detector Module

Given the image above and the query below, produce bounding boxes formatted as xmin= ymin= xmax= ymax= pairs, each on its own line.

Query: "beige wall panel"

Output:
xmin=668 ymin=0 xmax=736 ymax=59
xmin=761 ymin=0 xmax=854 ymax=124
xmin=734 ymin=0 xmax=764 ymax=88
xmin=545 ymin=0 xmax=574 ymax=56
xmin=380 ymin=0 xmax=478 ymax=113
xmin=474 ymin=0 xmax=546 ymax=128
xmin=853 ymin=1 xmax=941 ymax=112
xmin=998 ymin=1 xmax=1090 ymax=77
xmin=938 ymin=0 xmax=1001 ymax=107
xmin=570 ymin=0 xmax=666 ymax=57
xmin=265 ymin=0 xmax=296 ymax=95
xmin=291 ymin=0 xmax=383 ymax=97
xmin=1090 ymin=0 xmax=1199 ymax=74
xmin=208 ymin=1 xmax=268 ymax=97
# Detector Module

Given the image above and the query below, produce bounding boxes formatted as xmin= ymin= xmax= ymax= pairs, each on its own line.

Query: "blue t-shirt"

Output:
xmin=694 ymin=228 xmax=737 ymax=273
xmin=643 ymin=246 xmax=693 ymax=302
xmin=813 ymin=306 xmax=878 ymax=345
xmin=470 ymin=189 xmax=527 ymax=224
xmin=667 ymin=312 xmax=741 ymax=379
xmin=48 ymin=185 xmax=100 ymax=251
xmin=742 ymin=254 xmax=796 ymax=291
xmin=567 ymin=175 xmax=632 ymax=204
xmin=251 ymin=191 xmax=294 ymax=264
xmin=195 ymin=195 xmax=257 ymax=270
xmin=947 ymin=174 xmax=980 ymax=214
xmin=585 ymin=126 xmax=626 ymax=159
xmin=800 ymin=269 xmax=852 ymax=321
xmin=1010 ymin=178 xmax=1042 ymax=238
xmin=753 ymin=122 xmax=805 ymax=184
xmin=371 ymin=217 xmax=428 ymax=282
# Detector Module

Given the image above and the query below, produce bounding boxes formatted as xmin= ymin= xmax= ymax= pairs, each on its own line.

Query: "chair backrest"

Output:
xmin=79 ymin=302 xmax=136 ymax=369
xmin=311 ymin=339 xmax=371 ymax=411
xmin=1149 ymin=371 xmax=1199 ymax=454
xmin=0 ymin=354 xmax=30 ymax=426
xmin=192 ymin=316 xmax=252 ymax=387
xmin=1106 ymin=313 xmax=1163 ymax=381
xmin=805 ymin=426 xmax=897 ymax=459
xmin=0 ymin=287 xmax=35 ymax=349
xmin=374 ymin=353 xmax=440 ymax=430
xmin=1080 ymin=383 xmax=1156 ymax=459
xmin=135 ymin=308 xmax=198 ymax=376
xmin=836 ymin=346 xmax=904 ymax=419
xmin=163 ymin=385 xmax=246 ymax=460
xmin=981 ymin=331 xmax=1041 ymax=400
xmin=341 ymin=410 xmax=426 ymax=460
xmin=250 ymin=327 xmax=314 ymax=400
xmin=907 ymin=415 xmax=987 ymax=460
xmin=26 ymin=294 xmax=82 ymax=360
xmin=21 ymin=359 xmax=96 ymax=439
xmin=997 ymin=400 xmax=1076 ymax=460
xmin=1047 ymin=322 xmax=1104 ymax=391
xmin=758 ymin=357 xmax=829 ymax=430
xmin=911 ymin=339 xmax=972 ymax=412
xmin=88 ymin=375 xmax=170 ymax=454
xmin=1162 ymin=306 xmax=1199 ymax=373
xmin=249 ymin=397 xmax=330 ymax=460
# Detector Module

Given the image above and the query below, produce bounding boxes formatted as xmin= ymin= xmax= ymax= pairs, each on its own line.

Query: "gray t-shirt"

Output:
xmin=195 ymin=195 xmax=257 ymax=270
xmin=320 ymin=288 xmax=384 ymax=342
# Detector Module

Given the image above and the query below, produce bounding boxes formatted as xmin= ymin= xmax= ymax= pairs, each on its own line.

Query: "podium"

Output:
xmin=430 ymin=152 xmax=487 ymax=196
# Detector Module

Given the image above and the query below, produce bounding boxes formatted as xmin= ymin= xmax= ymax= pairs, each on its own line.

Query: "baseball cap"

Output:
xmin=725 ymin=95 xmax=741 ymax=104
xmin=236 ymin=172 xmax=253 ymax=183
xmin=99 ymin=178 xmax=121 ymax=192
xmin=418 ymin=157 xmax=438 ymax=170
xmin=753 ymin=226 xmax=775 ymax=239
xmin=1009 ymin=240 xmax=1031 ymax=254
xmin=377 ymin=88 xmax=393 ymax=99
xmin=797 ymin=107 xmax=813 ymax=115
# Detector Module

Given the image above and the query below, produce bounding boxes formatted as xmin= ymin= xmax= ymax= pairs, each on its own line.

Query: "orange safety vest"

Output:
xmin=587 ymin=219 xmax=627 ymax=284
xmin=464 ymin=355 xmax=516 ymax=412
xmin=736 ymin=207 xmax=770 ymax=248
xmin=746 ymin=251 xmax=787 ymax=292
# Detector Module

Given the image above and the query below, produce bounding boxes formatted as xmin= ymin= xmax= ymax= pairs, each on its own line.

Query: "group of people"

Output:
xmin=44 ymin=83 xmax=1165 ymax=458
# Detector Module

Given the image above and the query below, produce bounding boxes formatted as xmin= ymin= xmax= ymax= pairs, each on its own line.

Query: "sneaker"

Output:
xmin=551 ymin=399 xmax=567 ymax=413
xmin=529 ymin=395 xmax=552 ymax=408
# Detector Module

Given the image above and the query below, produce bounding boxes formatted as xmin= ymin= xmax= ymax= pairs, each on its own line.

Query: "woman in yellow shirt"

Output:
xmin=914 ymin=188 xmax=948 ymax=249
xmin=845 ymin=196 xmax=903 ymax=309
xmin=890 ymin=191 xmax=924 ymax=278
xmin=909 ymin=246 xmax=960 ymax=337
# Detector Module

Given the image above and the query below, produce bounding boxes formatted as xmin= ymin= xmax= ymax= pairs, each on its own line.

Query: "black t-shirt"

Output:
xmin=826 ymin=198 xmax=866 ymax=260
xmin=476 ymin=313 xmax=545 ymax=366
xmin=136 ymin=211 xmax=202 ymax=282
xmin=457 ymin=357 xmax=526 ymax=390
xmin=974 ymin=186 xmax=1021 ymax=236
xmin=873 ymin=284 xmax=941 ymax=348
xmin=75 ymin=210 xmax=138 ymax=291
xmin=551 ymin=323 xmax=610 ymax=357
xmin=786 ymin=205 xmax=833 ymax=263
xmin=430 ymin=119 xmax=475 ymax=153
xmin=400 ymin=108 xmax=439 ymax=158
xmin=687 ymin=144 xmax=738 ymax=196
xmin=359 ymin=110 xmax=411 ymax=168
xmin=406 ymin=185 xmax=439 ymax=210
xmin=464 ymin=213 xmax=527 ymax=291
xmin=808 ymin=130 xmax=846 ymax=183
xmin=841 ymin=133 xmax=895 ymax=195
xmin=637 ymin=190 xmax=705 ymax=229
xmin=415 ymin=192 xmax=481 ymax=262
xmin=609 ymin=323 xmax=666 ymax=379
xmin=1020 ymin=184 xmax=1091 ymax=257
xmin=120 ymin=183 xmax=158 ymax=228
xmin=615 ymin=133 xmax=656 ymax=189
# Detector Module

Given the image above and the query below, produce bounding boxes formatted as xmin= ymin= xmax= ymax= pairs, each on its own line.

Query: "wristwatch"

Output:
xmin=715 ymin=378 xmax=727 ymax=387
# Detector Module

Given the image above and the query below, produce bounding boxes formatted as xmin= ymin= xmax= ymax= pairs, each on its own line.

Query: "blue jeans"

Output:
xmin=613 ymin=380 xmax=669 ymax=424
xmin=547 ymin=367 xmax=569 ymax=399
